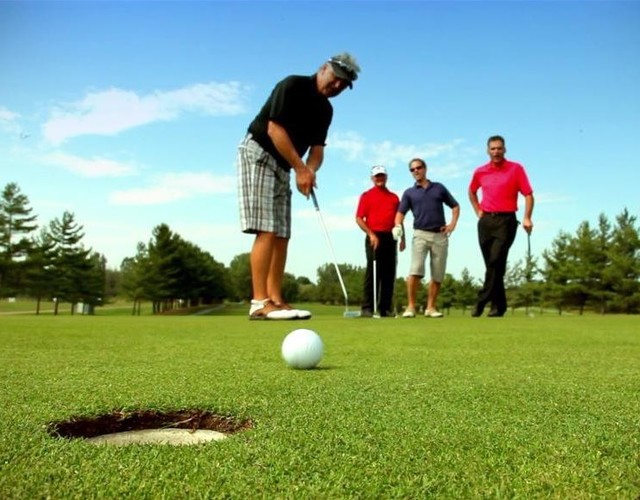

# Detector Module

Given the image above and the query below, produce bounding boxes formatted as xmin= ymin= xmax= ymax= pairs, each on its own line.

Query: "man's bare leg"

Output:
xmin=267 ymin=236 xmax=289 ymax=304
xmin=251 ymin=231 xmax=277 ymax=301
xmin=427 ymin=280 xmax=441 ymax=311
xmin=406 ymin=275 xmax=420 ymax=310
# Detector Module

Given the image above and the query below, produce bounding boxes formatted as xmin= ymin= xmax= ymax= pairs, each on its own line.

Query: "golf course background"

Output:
xmin=1 ymin=304 xmax=638 ymax=498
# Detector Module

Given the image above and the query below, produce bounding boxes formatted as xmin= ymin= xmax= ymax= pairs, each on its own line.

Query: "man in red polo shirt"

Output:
xmin=356 ymin=165 xmax=404 ymax=317
xmin=468 ymin=135 xmax=534 ymax=317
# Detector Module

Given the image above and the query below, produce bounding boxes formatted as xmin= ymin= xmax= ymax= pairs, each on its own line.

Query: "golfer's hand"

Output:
xmin=392 ymin=224 xmax=403 ymax=241
xmin=295 ymin=167 xmax=316 ymax=197
xmin=369 ymin=233 xmax=380 ymax=250
xmin=522 ymin=218 xmax=533 ymax=234
xmin=443 ymin=223 xmax=456 ymax=236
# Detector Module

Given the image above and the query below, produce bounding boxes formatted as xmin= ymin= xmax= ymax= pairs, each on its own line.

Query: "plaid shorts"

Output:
xmin=237 ymin=134 xmax=292 ymax=238
xmin=408 ymin=230 xmax=449 ymax=282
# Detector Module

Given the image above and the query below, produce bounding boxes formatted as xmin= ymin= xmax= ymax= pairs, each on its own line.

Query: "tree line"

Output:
xmin=1 ymin=182 xmax=638 ymax=315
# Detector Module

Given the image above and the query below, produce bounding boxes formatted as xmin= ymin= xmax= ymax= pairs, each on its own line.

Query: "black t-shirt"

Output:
xmin=248 ymin=75 xmax=333 ymax=171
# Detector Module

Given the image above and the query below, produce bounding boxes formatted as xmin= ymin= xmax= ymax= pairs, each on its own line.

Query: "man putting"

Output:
xmin=237 ymin=53 xmax=361 ymax=320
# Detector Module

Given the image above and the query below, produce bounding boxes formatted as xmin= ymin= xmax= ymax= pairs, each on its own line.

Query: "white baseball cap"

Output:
xmin=371 ymin=165 xmax=387 ymax=176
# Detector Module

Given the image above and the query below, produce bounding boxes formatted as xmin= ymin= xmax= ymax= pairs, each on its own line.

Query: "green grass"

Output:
xmin=1 ymin=307 xmax=639 ymax=498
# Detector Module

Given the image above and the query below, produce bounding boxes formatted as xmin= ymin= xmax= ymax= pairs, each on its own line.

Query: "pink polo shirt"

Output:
xmin=469 ymin=159 xmax=533 ymax=212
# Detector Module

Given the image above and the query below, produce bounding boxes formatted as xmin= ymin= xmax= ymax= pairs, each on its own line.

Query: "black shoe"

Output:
xmin=360 ymin=309 xmax=373 ymax=318
xmin=487 ymin=310 xmax=504 ymax=317
xmin=471 ymin=305 xmax=483 ymax=317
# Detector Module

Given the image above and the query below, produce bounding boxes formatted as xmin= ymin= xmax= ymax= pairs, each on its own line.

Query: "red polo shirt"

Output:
xmin=469 ymin=159 xmax=533 ymax=212
xmin=356 ymin=186 xmax=399 ymax=232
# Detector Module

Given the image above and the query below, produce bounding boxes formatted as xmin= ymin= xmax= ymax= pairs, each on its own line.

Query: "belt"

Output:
xmin=417 ymin=228 xmax=442 ymax=233
xmin=483 ymin=212 xmax=515 ymax=216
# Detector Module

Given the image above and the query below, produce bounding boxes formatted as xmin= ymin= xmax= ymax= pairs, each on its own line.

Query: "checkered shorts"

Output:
xmin=237 ymin=134 xmax=292 ymax=238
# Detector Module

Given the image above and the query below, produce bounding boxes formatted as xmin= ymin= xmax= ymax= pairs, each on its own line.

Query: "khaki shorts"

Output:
xmin=237 ymin=134 xmax=292 ymax=238
xmin=408 ymin=229 xmax=449 ymax=282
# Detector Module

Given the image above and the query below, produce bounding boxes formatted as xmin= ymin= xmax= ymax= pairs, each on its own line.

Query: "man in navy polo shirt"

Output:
xmin=237 ymin=53 xmax=360 ymax=320
xmin=468 ymin=135 xmax=534 ymax=317
xmin=395 ymin=158 xmax=460 ymax=318
xmin=356 ymin=165 xmax=403 ymax=317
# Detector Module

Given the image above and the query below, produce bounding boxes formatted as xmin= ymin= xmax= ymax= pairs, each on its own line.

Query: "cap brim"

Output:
xmin=329 ymin=62 xmax=354 ymax=88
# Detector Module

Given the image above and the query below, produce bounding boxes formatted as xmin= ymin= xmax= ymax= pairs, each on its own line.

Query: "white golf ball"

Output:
xmin=281 ymin=328 xmax=324 ymax=370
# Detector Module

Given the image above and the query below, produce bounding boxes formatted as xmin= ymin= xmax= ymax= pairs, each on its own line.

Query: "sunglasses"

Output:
xmin=409 ymin=166 xmax=425 ymax=172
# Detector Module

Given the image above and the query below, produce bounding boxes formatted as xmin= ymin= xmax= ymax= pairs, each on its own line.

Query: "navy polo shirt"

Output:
xmin=248 ymin=75 xmax=333 ymax=171
xmin=398 ymin=181 xmax=459 ymax=230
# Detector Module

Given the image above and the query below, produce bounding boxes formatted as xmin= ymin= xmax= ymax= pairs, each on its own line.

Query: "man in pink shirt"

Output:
xmin=468 ymin=135 xmax=534 ymax=317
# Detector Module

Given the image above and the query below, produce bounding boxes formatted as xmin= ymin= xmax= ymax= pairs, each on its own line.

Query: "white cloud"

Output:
xmin=328 ymin=132 xmax=474 ymax=176
xmin=0 ymin=107 xmax=20 ymax=122
xmin=43 ymin=151 xmax=137 ymax=177
xmin=110 ymin=172 xmax=235 ymax=205
xmin=329 ymin=131 xmax=366 ymax=161
xmin=42 ymin=82 xmax=248 ymax=145
xmin=0 ymin=106 xmax=21 ymax=134
xmin=43 ymin=151 xmax=136 ymax=177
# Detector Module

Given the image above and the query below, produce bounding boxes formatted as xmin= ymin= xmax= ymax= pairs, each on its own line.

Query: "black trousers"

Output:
xmin=362 ymin=232 xmax=397 ymax=315
xmin=476 ymin=213 xmax=518 ymax=313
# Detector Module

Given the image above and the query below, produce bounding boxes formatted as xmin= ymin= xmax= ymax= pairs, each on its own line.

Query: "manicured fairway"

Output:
xmin=0 ymin=307 xmax=638 ymax=498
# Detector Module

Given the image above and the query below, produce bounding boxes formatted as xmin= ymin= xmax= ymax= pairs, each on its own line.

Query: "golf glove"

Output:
xmin=392 ymin=225 xmax=403 ymax=241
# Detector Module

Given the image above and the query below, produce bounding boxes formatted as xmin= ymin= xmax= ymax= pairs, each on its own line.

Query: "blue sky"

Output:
xmin=1 ymin=1 xmax=639 ymax=283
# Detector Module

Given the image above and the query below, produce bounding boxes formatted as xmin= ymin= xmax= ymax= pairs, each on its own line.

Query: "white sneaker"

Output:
xmin=274 ymin=302 xmax=312 ymax=320
xmin=425 ymin=309 xmax=444 ymax=318
xmin=402 ymin=308 xmax=416 ymax=318
xmin=249 ymin=300 xmax=298 ymax=320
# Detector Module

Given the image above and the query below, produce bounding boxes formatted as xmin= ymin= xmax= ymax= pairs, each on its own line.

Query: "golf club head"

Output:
xmin=343 ymin=311 xmax=361 ymax=318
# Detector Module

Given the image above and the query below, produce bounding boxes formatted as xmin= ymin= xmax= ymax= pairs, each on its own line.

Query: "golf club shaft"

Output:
xmin=310 ymin=190 xmax=350 ymax=307
xmin=373 ymin=258 xmax=377 ymax=315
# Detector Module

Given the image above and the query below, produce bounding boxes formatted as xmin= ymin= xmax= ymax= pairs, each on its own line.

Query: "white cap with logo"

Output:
xmin=371 ymin=165 xmax=387 ymax=176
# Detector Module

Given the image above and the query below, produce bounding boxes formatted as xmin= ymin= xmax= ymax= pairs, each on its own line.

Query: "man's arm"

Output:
xmin=356 ymin=216 xmax=379 ymax=250
xmin=267 ymin=120 xmax=315 ymax=196
xmin=393 ymin=212 xmax=406 ymax=252
xmin=468 ymin=188 xmax=482 ymax=218
xmin=445 ymin=205 xmax=460 ymax=235
xmin=522 ymin=194 xmax=534 ymax=233
xmin=306 ymin=145 xmax=324 ymax=174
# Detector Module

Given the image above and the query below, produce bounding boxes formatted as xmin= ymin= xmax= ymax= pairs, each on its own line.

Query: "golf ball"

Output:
xmin=281 ymin=328 xmax=324 ymax=369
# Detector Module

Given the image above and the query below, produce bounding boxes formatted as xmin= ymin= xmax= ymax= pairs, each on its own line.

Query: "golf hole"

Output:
xmin=48 ymin=409 xmax=253 ymax=446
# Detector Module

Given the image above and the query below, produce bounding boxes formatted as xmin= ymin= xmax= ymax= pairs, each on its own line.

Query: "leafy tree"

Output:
xmin=542 ymin=231 xmax=574 ymax=314
xmin=605 ymin=208 xmax=640 ymax=313
xmin=228 ymin=253 xmax=252 ymax=301
xmin=146 ymin=224 xmax=183 ymax=312
xmin=455 ymin=267 xmax=478 ymax=315
xmin=25 ymin=227 xmax=57 ymax=314
xmin=393 ymin=276 xmax=407 ymax=313
xmin=568 ymin=221 xmax=608 ymax=314
xmin=47 ymin=211 xmax=97 ymax=314
xmin=281 ymin=272 xmax=300 ymax=303
xmin=121 ymin=225 xmax=230 ymax=313
xmin=315 ymin=263 xmax=363 ymax=306
xmin=0 ymin=182 xmax=38 ymax=297
xmin=439 ymin=273 xmax=457 ymax=314
xmin=120 ymin=244 xmax=150 ymax=315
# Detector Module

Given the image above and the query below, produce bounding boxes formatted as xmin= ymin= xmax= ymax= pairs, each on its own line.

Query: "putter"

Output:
xmin=526 ymin=231 xmax=532 ymax=282
xmin=393 ymin=248 xmax=399 ymax=318
xmin=372 ymin=257 xmax=380 ymax=319
xmin=310 ymin=190 xmax=360 ymax=318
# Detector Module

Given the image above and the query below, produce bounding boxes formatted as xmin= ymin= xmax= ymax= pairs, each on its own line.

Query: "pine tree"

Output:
xmin=0 ymin=182 xmax=38 ymax=297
